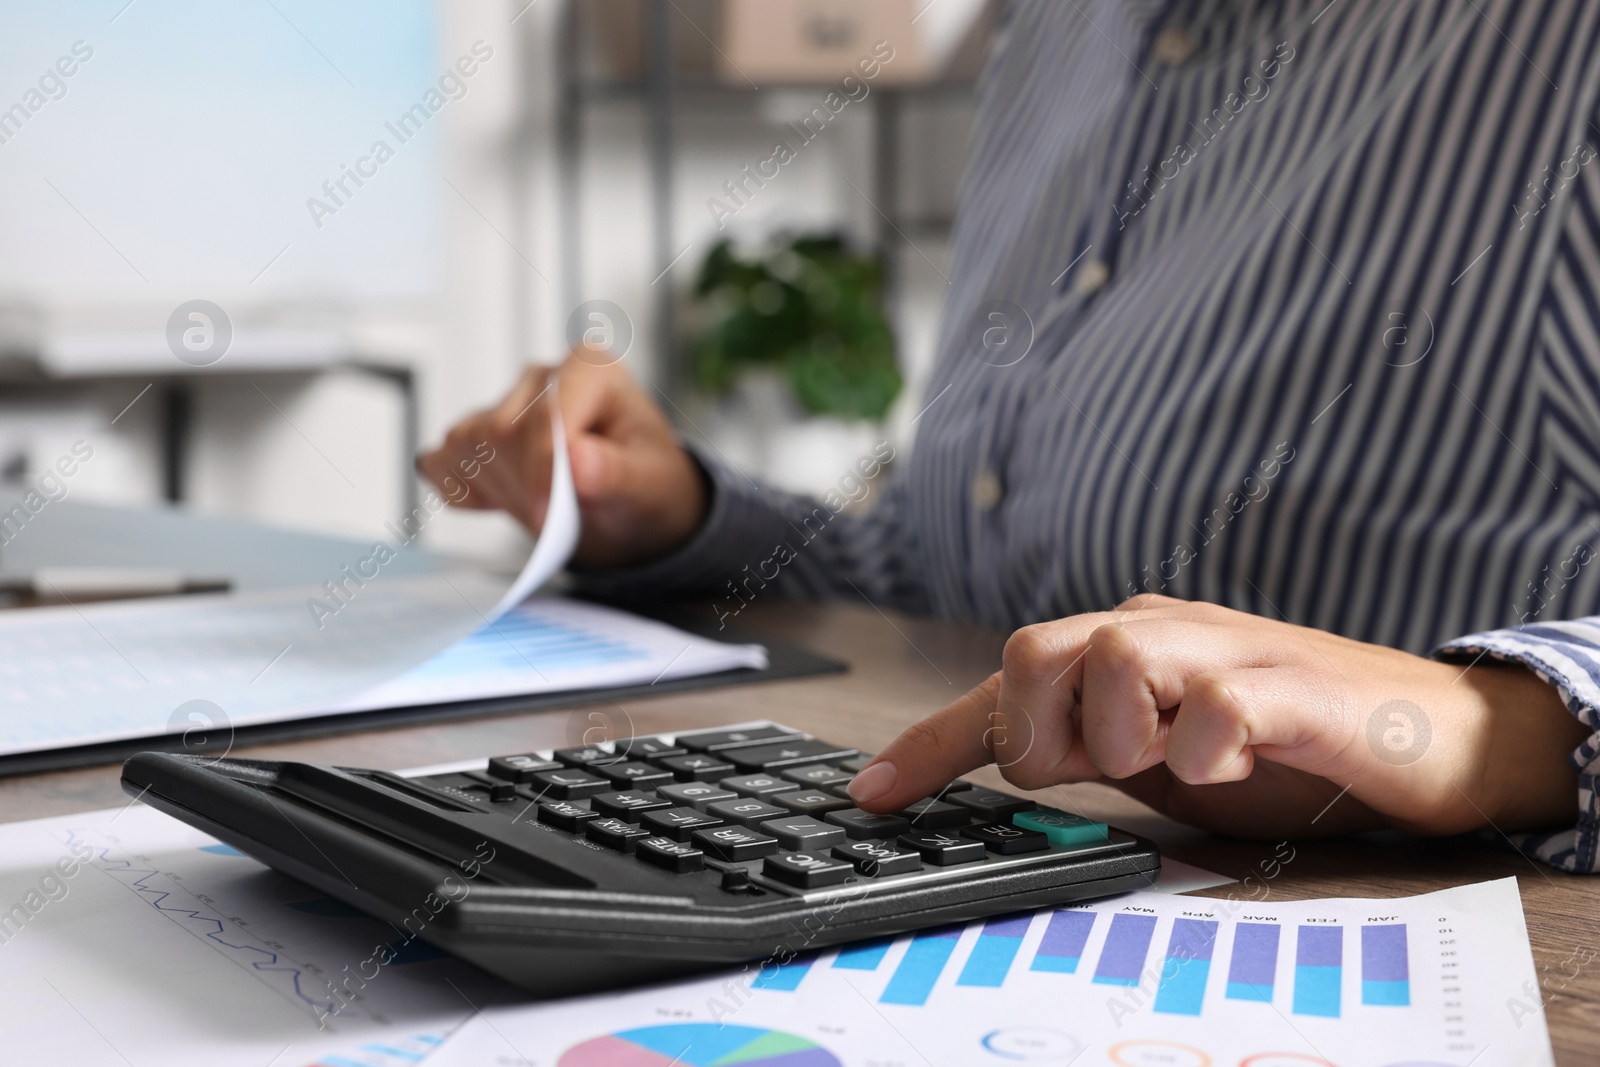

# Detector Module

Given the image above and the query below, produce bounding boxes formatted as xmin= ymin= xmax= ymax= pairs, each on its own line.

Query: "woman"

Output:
xmin=421 ymin=0 xmax=1600 ymax=871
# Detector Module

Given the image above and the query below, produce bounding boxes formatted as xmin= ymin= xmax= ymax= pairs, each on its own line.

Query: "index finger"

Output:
xmin=848 ymin=672 xmax=1002 ymax=812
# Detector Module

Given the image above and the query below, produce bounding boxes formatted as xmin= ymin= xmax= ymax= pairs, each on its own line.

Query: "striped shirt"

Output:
xmin=597 ymin=0 xmax=1600 ymax=871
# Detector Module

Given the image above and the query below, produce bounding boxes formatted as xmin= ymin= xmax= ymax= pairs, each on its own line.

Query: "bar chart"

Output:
xmin=431 ymin=879 xmax=1552 ymax=1067
xmin=760 ymin=909 xmax=1416 ymax=1021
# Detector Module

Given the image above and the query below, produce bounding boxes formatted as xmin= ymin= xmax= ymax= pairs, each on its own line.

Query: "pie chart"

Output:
xmin=557 ymin=1023 xmax=843 ymax=1067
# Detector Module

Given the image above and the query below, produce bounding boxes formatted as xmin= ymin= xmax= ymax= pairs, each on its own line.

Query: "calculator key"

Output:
xmin=900 ymin=831 xmax=986 ymax=866
xmin=488 ymin=781 xmax=517 ymax=803
xmin=771 ymin=790 xmax=852 ymax=816
xmin=950 ymin=789 xmax=1035 ymax=821
xmin=586 ymin=817 xmax=651 ymax=851
xmin=831 ymin=840 xmax=922 ymax=877
xmin=693 ymin=825 xmax=780 ymax=861
xmin=678 ymin=725 xmax=799 ymax=752
xmin=706 ymin=798 xmax=788 ymax=828
xmin=762 ymin=816 xmax=847 ymax=851
xmin=590 ymin=791 xmax=672 ymax=822
xmin=537 ymin=800 xmax=599 ymax=832
xmin=530 ymin=768 xmax=609 ymax=799
xmin=1011 ymin=807 xmax=1109 ymax=848
xmin=657 ymin=782 xmax=737 ymax=811
xmin=657 ymin=754 xmax=736 ymax=782
xmin=836 ymin=754 xmax=876 ymax=773
xmin=612 ymin=736 xmax=686 ymax=761
xmin=553 ymin=746 xmax=623 ymax=768
xmin=899 ymin=797 xmax=969 ymax=830
xmin=763 ymin=851 xmax=855 ymax=888
xmin=485 ymin=754 xmax=561 ymax=783
xmin=725 ymin=738 xmax=858 ymax=771
xmin=962 ymin=822 xmax=1050 ymax=855
xmin=721 ymin=774 xmax=795 ymax=798
xmin=780 ymin=763 xmax=854 ymax=787
xmin=825 ymin=808 xmax=912 ymax=840
xmin=639 ymin=806 xmax=724 ymax=841
xmin=598 ymin=761 xmax=674 ymax=787
xmin=636 ymin=836 xmax=705 ymax=873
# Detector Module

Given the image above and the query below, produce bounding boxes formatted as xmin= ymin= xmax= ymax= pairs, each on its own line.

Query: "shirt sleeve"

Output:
xmin=572 ymin=442 xmax=931 ymax=625
xmin=1432 ymin=623 xmax=1600 ymax=872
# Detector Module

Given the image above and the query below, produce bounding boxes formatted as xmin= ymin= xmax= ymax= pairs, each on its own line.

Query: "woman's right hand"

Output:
xmin=416 ymin=351 xmax=709 ymax=569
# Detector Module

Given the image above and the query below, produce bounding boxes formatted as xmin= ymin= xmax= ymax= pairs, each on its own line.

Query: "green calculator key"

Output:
xmin=1011 ymin=807 xmax=1108 ymax=847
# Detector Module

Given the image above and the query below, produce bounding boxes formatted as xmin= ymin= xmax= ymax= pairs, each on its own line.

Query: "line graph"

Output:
xmin=68 ymin=828 xmax=341 ymax=1021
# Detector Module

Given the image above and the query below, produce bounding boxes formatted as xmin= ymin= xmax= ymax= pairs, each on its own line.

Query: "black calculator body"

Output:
xmin=122 ymin=721 xmax=1160 ymax=996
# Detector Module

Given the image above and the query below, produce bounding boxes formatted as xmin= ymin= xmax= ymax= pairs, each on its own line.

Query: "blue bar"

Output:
xmin=1226 ymin=922 xmax=1280 ymax=1002
xmin=834 ymin=940 xmax=893 ymax=971
xmin=1293 ymin=926 xmax=1343 ymax=1017
xmin=1032 ymin=911 xmax=1095 ymax=973
xmin=881 ymin=929 xmax=963 ymax=1005
xmin=956 ymin=915 xmax=1030 ymax=987
xmin=1093 ymin=914 xmax=1158 ymax=986
xmin=1153 ymin=919 xmax=1218 ymax=1016
xmin=1361 ymin=925 xmax=1410 ymax=1006
xmin=751 ymin=955 xmax=813 ymax=991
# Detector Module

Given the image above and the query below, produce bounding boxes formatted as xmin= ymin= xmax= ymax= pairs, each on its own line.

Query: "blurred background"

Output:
xmin=0 ymin=0 xmax=999 ymax=569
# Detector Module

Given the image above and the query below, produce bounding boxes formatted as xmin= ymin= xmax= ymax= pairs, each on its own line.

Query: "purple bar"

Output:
xmin=1167 ymin=919 xmax=1218 ymax=961
xmin=983 ymin=915 xmax=1033 ymax=939
xmin=1297 ymin=926 xmax=1342 ymax=967
xmin=1362 ymin=925 xmax=1408 ymax=982
xmin=1093 ymin=914 xmax=1158 ymax=985
xmin=1038 ymin=912 xmax=1095 ymax=958
xmin=1229 ymin=923 xmax=1280 ymax=987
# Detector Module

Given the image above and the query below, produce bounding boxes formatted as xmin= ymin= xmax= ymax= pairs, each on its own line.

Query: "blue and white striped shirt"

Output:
xmin=601 ymin=0 xmax=1600 ymax=871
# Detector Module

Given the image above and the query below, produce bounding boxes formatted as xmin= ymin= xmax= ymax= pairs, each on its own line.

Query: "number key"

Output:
xmin=721 ymin=773 xmax=795 ymax=798
xmin=772 ymin=790 xmax=852 ymax=816
xmin=781 ymin=763 xmax=854 ymax=787
xmin=825 ymin=808 xmax=911 ymax=840
xmin=706 ymin=798 xmax=788 ymax=828
xmin=658 ymin=781 xmax=737 ymax=811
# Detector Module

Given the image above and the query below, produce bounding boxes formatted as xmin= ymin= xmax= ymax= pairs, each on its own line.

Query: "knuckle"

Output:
xmin=1184 ymin=673 xmax=1243 ymax=726
xmin=999 ymin=758 xmax=1056 ymax=792
xmin=1002 ymin=625 xmax=1058 ymax=681
xmin=1085 ymin=622 xmax=1144 ymax=674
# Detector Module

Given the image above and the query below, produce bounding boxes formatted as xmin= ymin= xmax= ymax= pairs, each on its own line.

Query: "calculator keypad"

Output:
xmin=427 ymin=723 xmax=1112 ymax=898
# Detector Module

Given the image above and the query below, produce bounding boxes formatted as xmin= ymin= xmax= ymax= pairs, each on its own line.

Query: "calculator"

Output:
xmin=122 ymin=721 xmax=1160 ymax=995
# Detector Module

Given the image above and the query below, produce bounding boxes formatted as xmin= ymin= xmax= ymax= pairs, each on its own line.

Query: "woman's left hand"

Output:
xmin=847 ymin=595 xmax=1589 ymax=838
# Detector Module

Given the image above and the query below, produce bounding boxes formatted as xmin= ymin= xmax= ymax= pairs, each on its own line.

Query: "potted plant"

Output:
xmin=685 ymin=234 xmax=902 ymax=491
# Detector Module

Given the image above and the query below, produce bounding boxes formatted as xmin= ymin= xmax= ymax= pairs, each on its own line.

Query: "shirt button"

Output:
xmin=970 ymin=470 xmax=1003 ymax=512
xmin=1074 ymin=259 xmax=1111 ymax=295
xmin=1152 ymin=27 xmax=1197 ymax=65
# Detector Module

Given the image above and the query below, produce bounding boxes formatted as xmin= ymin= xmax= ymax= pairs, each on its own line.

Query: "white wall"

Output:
xmin=2 ymin=0 xmax=977 ymax=568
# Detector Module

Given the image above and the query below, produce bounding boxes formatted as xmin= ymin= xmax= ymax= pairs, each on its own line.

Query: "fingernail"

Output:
xmin=847 ymin=761 xmax=897 ymax=805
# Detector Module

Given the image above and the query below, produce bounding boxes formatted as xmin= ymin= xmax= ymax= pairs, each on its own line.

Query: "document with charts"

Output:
xmin=428 ymin=877 xmax=1551 ymax=1067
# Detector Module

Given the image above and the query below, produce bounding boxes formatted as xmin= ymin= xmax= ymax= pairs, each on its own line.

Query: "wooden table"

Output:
xmin=3 ymin=598 xmax=1594 ymax=1063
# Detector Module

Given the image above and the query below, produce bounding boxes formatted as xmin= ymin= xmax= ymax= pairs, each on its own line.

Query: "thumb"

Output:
xmin=568 ymin=433 xmax=616 ymax=502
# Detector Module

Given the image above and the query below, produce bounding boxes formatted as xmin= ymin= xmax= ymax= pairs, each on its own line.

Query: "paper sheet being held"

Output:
xmin=0 ymin=377 xmax=765 ymax=754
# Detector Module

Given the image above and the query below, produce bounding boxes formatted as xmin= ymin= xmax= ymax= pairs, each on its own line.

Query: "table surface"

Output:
xmin=3 ymin=597 xmax=1594 ymax=1062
